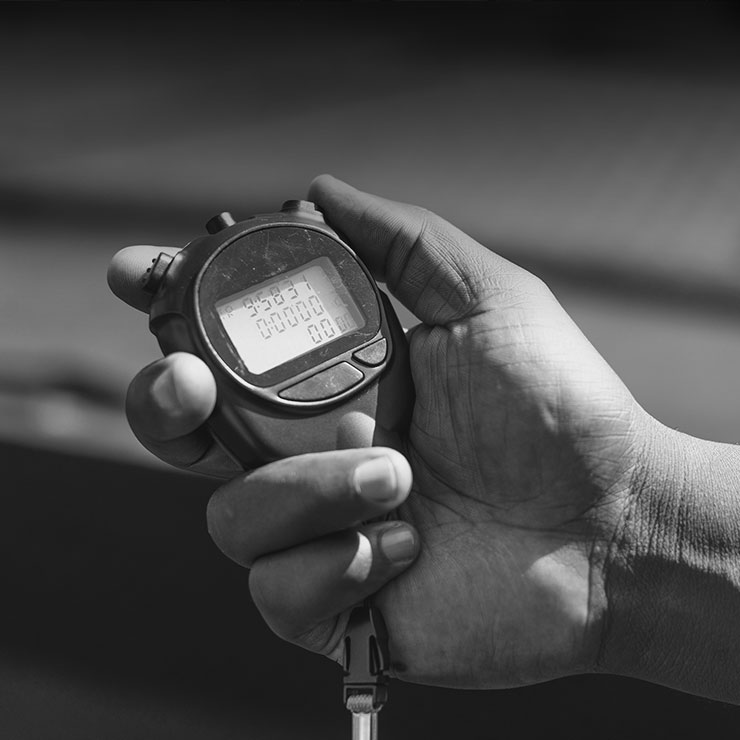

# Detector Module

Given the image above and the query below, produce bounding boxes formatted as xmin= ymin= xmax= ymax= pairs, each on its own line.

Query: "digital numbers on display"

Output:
xmin=215 ymin=257 xmax=365 ymax=374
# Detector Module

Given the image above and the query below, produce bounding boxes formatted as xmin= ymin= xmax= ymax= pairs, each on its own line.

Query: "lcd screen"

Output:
xmin=215 ymin=257 xmax=365 ymax=374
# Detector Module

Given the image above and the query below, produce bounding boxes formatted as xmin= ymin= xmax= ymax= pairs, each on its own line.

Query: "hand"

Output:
xmin=108 ymin=176 xmax=656 ymax=689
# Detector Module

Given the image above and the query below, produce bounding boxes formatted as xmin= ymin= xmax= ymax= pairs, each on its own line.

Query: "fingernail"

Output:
xmin=379 ymin=525 xmax=417 ymax=564
xmin=150 ymin=366 xmax=180 ymax=416
xmin=344 ymin=532 xmax=373 ymax=583
xmin=353 ymin=457 xmax=397 ymax=502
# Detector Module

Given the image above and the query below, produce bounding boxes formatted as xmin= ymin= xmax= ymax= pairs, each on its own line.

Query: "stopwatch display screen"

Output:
xmin=215 ymin=257 xmax=365 ymax=374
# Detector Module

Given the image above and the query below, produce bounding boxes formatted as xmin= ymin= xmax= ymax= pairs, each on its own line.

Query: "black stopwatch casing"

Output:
xmin=143 ymin=200 xmax=414 ymax=469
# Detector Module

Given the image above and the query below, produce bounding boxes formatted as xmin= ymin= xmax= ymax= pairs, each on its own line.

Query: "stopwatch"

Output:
xmin=142 ymin=199 xmax=413 ymax=469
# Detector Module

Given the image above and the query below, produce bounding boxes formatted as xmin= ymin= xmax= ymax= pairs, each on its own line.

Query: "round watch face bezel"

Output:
xmin=195 ymin=224 xmax=383 ymax=393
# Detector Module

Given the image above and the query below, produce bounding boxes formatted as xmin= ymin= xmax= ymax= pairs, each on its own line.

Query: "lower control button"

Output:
xmin=352 ymin=338 xmax=388 ymax=367
xmin=279 ymin=362 xmax=364 ymax=402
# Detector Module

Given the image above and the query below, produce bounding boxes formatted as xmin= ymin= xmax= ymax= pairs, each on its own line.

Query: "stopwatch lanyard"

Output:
xmin=342 ymin=599 xmax=390 ymax=740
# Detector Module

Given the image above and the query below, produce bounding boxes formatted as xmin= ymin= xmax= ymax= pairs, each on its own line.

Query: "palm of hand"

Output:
xmin=381 ymin=289 xmax=644 ymax=688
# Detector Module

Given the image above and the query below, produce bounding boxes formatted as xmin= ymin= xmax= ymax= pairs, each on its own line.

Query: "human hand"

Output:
xmin=108 ymin=176 xmax=658 ymax=690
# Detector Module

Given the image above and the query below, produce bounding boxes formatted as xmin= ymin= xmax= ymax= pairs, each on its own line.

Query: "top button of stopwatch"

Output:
xmin=205 ymin=212 xmax=237 ymax=234
xmin=281 ymin=200 xmax=317 ymax=213
xmin=280 ymin=200 xmax=326 ymax=223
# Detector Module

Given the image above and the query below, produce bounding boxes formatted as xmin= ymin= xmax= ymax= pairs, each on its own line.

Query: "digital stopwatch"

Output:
xmin=141 ymin=199 xmax=413 ymax=470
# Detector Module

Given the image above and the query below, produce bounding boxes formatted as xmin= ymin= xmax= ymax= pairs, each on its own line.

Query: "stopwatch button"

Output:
xmin=205 ymin=212 xmax=236 ymax=234
xmin=281 ymin=199 xmax=318 ymax=213
xmin=280 ymin=200 xmax=325 ymax=223
xmin=279 ymin=362 xmax=364 ymax=402
xmin=142 ymin=252 xmax=174 ymax=295
xmin=352 ymin=338 xmax=387 ymax=367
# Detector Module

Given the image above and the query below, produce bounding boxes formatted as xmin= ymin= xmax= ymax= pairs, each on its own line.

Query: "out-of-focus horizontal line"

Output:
xmin=4 ymin=183 xmax=740 ymax=320
xmin=509 ymin=244 xmax=740 ymax=320
xmin=0 ymin=184 xmax=272 ymax=235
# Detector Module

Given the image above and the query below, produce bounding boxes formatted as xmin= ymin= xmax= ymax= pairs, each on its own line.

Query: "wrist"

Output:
xmin=599 ymin=417 xmax=740 ymax=703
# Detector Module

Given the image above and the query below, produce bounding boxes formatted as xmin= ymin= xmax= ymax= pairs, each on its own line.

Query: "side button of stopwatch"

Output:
xmin=142 ymin=252 xmax=174 ymax=295
xmin=205 ymin=212 xmax=236 ymax=234
xmin=352 ymin=338 xmax=387 ymax=368
xmin=279 ymin=362 xmax=364 ymax=402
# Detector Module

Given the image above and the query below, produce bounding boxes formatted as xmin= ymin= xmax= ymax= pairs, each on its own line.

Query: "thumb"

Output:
xmin=308 ymin=175 xmax=529 ymax=325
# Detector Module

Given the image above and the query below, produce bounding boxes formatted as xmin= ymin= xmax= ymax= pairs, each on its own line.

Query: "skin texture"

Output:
xmin=109 ymin=176 xmax=740 ymax=701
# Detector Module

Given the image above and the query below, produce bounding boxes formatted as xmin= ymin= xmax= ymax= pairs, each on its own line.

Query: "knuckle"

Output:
xmin=276 ymin=450 xmax=365 ymax=512
xmin=125 ymin=359 xmax=173 ymax=425
xmin=248 ymin=564 xmax=341 ymax=655
xmin=124 ymin=368 xmax=148 ymax=416
xmin=206 ymin=486 xmax=258 ymax=567
xmin=386 ymin=209 xmax=430 ymax=294
xmin=248 ymin=561 xmax=298 ymax=641
xmin=289 ymin=618 xmax=346 ymax=658
xmin=400 ymin=207 xmax=431 ymax=250
xmin=124 ymin=375 xmax=157 ymax=436
xmin=247 ymin=565 xmax=274 ymax=618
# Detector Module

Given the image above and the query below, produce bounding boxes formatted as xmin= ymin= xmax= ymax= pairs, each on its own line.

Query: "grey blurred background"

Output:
xmin=2 ymin=2 xmax=740 ymax=738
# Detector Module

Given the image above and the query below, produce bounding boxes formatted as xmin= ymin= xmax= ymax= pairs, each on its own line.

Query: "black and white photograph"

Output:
xmin=2 ymin=3 xmax=740 ymax=738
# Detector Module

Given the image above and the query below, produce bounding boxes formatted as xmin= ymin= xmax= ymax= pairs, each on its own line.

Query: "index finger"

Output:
xmin=107 ymin=244 xmax=180 ymax=313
